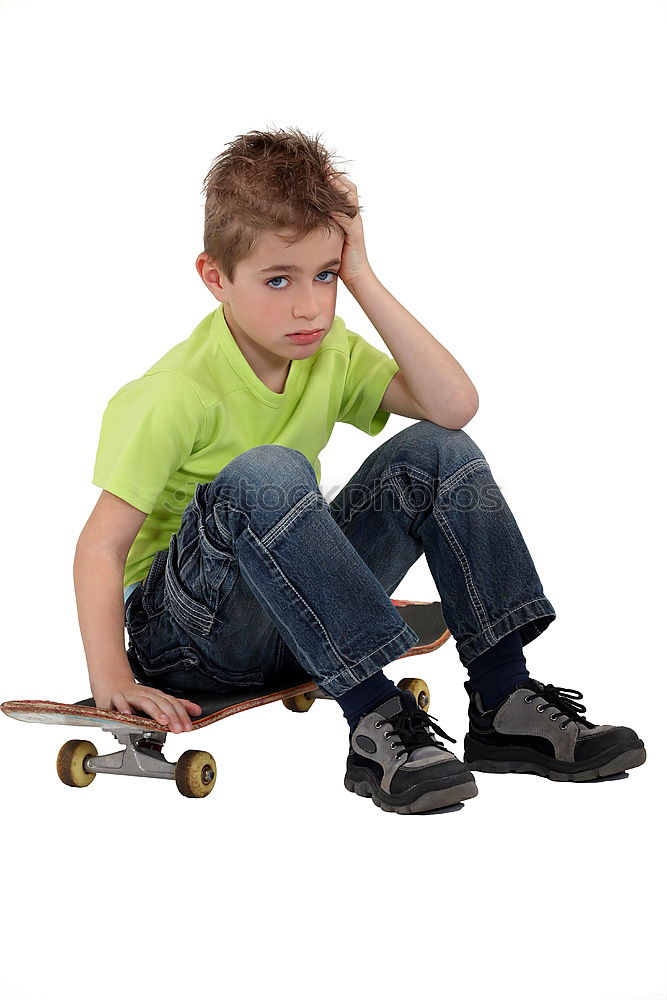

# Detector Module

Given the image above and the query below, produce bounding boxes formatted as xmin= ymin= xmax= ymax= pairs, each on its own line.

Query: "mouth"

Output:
xmin=286 ymin=329 xmax=324 ymax=344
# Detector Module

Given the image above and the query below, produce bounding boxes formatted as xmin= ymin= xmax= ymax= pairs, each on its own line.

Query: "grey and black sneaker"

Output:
xmin=463 ymin=678 xmax=647 ymax=781
xmin=345 ymin=689 xmax=478 ymax=813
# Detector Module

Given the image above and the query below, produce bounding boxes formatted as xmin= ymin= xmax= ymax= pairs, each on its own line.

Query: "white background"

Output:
xmin=1 ymin=1 xmax=665 ymax=998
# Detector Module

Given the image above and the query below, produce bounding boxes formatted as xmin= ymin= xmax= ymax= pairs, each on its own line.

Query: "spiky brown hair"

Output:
xmin=201 ymin=126 xmax=360 ymax=282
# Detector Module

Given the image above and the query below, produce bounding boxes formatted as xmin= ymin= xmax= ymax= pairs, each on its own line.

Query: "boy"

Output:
xmin=74 ymin=127 xmax=646 ymax=814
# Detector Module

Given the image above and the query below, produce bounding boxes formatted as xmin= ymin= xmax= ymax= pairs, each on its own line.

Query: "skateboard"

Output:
xmin=1 ymin=598 xmax=450 ymax=798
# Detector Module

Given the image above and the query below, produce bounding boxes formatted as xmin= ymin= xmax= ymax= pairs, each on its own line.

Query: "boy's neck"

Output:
xmin=223 ymin=304 xmax=291 ymax=393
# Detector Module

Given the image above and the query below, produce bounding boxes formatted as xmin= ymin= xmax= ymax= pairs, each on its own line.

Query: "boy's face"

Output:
xmin=197 ymin=227 xmax=344 ymax=366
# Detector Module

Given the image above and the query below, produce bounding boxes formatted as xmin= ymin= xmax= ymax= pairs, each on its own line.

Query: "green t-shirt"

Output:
xmin=92 ymin=304 xmax=399 ymax=588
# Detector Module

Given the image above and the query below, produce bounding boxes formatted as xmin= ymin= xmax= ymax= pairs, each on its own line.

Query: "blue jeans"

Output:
xmin=124 ymin=420 xmax=556 ymax=699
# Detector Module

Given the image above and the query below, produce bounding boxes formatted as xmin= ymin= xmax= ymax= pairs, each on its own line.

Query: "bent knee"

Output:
xmin=398 ymin=419 xmax=486 ymax=466
xmin=212 ymin=444 xmax=316 ymax=493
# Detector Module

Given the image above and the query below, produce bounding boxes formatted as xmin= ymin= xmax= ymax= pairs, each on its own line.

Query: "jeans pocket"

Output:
xmin=164 ymin=534 xmax=220 ymax=637
xmin=164 ymin=527 xmax=240 ymax=638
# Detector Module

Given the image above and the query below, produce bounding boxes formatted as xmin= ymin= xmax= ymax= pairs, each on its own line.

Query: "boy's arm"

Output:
xmin=74 ymin=490 xmax=202 ymax=731
xmin=349 ymin=270 xmax=479 ymax=430
xmin=327 ymin=170 xmax=479 ymax=430
xmin=73 ymin=490 xmax=147 ymax=700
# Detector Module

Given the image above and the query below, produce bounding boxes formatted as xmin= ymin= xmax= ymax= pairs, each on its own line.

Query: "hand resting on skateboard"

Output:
xmin=93 ymin=681 xmax=202 ymax=734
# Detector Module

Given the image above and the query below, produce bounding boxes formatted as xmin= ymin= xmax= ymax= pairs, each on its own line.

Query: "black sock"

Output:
xmin=466 ymin=628 xmax=530 ymax=710
xmin=335 ymin=670 xmax=401 ymax=731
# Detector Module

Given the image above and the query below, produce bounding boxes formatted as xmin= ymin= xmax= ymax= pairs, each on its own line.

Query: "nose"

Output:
xmin=293 ymin=290 xmax=323 ymax=322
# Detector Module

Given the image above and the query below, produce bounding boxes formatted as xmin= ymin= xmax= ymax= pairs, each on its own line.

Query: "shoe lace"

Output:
xmin=376 ymin=706 xmax=457 ymax=762
xmin=524 ymin=684 xmax=588 ymax=730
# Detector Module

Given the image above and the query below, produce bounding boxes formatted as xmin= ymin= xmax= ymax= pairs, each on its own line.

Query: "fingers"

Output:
xmin=150 ymin=692 xmax=194 ymax=732
xmin=107 ymin=688 xmax=203 ymax=733
xmin=110 ymin=693 xmax=134 ymax=716
xmin=181 ymin=699 xmax=203 ymax=715
xmin=121 ymin=690 xmax=194 ymax=733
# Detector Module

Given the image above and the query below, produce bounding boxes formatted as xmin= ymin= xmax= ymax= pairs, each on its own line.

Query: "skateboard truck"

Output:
xmin=83 ymin=727 xmax=177 ymax=781
xmin=56 ymin=724 xmax=218 ymax=797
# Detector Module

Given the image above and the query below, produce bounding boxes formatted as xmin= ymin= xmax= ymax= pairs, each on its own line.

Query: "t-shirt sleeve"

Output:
xmin=337 ymin=328 xmax=400 ymax=435
xmin=92 ymin=371 xmax=207 ymax=514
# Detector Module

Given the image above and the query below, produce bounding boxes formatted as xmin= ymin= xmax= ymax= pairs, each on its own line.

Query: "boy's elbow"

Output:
xmin=443 ymin=389 xmax=479 ymax=430
xmin=460 ymin=390 xmax=479 ymax=427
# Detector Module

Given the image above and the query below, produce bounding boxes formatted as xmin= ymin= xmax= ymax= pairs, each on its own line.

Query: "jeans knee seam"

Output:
xmin=259 ymin=491 xmax=319 ymax=549
xmin=385 ymin=458 xmax=491 ymax=634
xmin=436 ymin=458 xmax=489 ymax=498
xmin=385 ymin=465 xmax=434 ymax=518
xmin=432 ymin=505 xmax=497 ymax=643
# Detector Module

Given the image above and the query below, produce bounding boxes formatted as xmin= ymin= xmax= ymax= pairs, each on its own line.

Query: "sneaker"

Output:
xmin=345 ymin=689 xmax=478 ymax=813
xmin=463 ymin=678 xmax=646 ymax=781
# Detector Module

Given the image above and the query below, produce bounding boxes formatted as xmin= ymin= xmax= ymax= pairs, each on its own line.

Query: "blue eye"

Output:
xmin=266 ymin=271 xmax=338 ymax=290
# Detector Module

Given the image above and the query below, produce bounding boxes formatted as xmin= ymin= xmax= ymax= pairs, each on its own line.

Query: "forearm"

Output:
xmin=73 ymin=542 xmax=136 ymax=696
xmin=347 ymin=269 xmax=479 ymax=426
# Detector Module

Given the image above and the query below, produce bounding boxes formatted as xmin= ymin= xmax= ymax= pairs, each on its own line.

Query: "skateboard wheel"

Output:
xmin=281 ymin=692 xmax=316 ymax=713
xmin=397 ymin=678 xmax=430 ymax=711
xmin=56 ymin=739 xmax=98 ymax=787
xmin=174 ymin=749 xmax=217 ymax=798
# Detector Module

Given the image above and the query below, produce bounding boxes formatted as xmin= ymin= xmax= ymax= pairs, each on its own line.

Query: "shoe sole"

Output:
xmin=464 ymin=738 xmax=646 ymax=782
xmin=344 ymin=772 xmax=479 ymax=813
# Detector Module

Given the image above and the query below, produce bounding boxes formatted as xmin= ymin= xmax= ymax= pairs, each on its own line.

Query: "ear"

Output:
xmin=196 ymin=252 xmax=227 ymax=302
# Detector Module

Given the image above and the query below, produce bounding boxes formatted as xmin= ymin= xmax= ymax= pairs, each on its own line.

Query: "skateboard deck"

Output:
xmin=1 ymin=598 xmax=450 ymax=797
